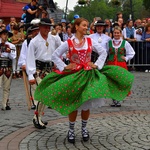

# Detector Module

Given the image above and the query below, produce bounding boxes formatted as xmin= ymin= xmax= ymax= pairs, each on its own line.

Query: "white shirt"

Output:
xmin=52 ymin=35 xmax=107 ymax=72
xmin=26 ymin=32 xmax=62 ymax=80
xmin=18 ymin=39 xmax=28 ymax=67
xmin=107 ymin=38 xmax=135 ymax=62
xmin=0 ymin=41 xmax=16 ymax=60
xmin=89 ymin=32 xmax=111 ymax=50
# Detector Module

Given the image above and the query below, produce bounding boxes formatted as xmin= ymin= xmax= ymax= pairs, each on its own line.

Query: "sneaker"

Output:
xmin=145 ymin=70 xmax=148 ymax=73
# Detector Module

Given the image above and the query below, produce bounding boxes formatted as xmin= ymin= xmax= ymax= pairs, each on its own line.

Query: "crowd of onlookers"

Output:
xmin=0 ymin=3 xmax=150 ymax=76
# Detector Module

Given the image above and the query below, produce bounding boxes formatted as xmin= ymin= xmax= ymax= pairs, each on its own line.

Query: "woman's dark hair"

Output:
xmin=71 ymin=18 xmax=88 ymax=33
xmin=66 ymin=25 xmax=71 ymax=31
xmin=116 ymin=12 xmax=123 ymax=21
xmin=13 ymin=25 xmax=19 ymax=31
xmin=112 ymin=22 xmax=119 ymax=28
xmin=126 ymin=19 xmax=133 ymax=26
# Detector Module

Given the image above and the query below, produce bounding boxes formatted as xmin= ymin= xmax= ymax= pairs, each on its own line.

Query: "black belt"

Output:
xmin=35 ymin=60 xmax=54 ymax=71
xmin=0 ymin=58 xmax=12 ymax=67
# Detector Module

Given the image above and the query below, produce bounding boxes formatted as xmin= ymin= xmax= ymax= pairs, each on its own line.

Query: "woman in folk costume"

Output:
xmin=106 ymin=26 xmax=135 ymax=107
xmin=34 ymin=18 xmax=134 ymax=143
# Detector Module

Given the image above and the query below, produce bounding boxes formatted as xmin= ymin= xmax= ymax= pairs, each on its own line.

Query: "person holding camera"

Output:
xmin=0 ymin=29 xmax=16 ymax=110
xmin=24 ymin=0 xmax=43 ymax=30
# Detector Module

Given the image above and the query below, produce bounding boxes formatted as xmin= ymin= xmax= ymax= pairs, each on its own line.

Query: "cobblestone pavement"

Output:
xmin=0 ymin=72 xmax=150 ymax=150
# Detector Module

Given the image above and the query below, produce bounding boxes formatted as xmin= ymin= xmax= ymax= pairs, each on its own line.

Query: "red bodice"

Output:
xmin=67 ymin=38 xmax=92 ymax=71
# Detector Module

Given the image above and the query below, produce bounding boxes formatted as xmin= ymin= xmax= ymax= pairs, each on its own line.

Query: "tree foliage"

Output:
xmin=143 ymin=0 xmax=150 ymax=10
xmin=67 ymin=0 xmax=118 ymax=23
xmin=66 ymin=0 xmax=149 ymax=23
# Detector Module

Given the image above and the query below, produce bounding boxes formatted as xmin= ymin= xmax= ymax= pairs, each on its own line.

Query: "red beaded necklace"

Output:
xmin=113 ymin=40 xmax=121 ymax=47
xmin=73 ymin=38 xmax=85 ymax=48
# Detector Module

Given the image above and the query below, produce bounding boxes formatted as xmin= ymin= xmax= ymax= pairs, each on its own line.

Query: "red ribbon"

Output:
xmin=54 ymin=63 xmax=92 ymax=75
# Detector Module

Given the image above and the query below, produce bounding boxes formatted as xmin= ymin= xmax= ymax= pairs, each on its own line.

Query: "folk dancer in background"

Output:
xmin=26 ymin=18 xmax=61 ymax=129
xmin=106 ymin=26 xmax=135 ymax=107
xmin=18 ymin=20 xmax=40 ymax=110
xmin=0 ymin=29 xmax=16 ymax=110
xmin=89 ymin=20 xmax=111 ymax=62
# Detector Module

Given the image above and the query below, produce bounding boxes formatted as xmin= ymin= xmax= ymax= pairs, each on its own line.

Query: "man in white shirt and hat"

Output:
xmin=89 ymin=20 xmax=111 ymax=62
xmin=18 ymin=19 xmax=40 ymax=110
xmin=26 ymin=18 xmax=61 ymax=129
xmin=0 ymin=29 xmax=16 ymax=110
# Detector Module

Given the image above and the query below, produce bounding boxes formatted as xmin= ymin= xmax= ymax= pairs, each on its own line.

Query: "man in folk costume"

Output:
xmin=0 ymin=29 xmax=16 ymax=110
xmin=18 ymin=19 xmax=40 ymax=110
xmin=26 ymin=18 xmax=61 ymax=129
xmin=89 ymin=20 xmax=111 ymax=62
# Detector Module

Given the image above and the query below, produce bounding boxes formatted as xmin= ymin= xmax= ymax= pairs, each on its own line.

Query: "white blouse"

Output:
xmin=52 ymin=35 xmax=107 ymax=72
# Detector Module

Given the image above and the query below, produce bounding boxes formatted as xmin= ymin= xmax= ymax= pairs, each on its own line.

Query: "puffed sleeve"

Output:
xmin=51 ymin=41 xmax=68 ymax=71
xmin=124 ymin=41 xmax=135 ymax=62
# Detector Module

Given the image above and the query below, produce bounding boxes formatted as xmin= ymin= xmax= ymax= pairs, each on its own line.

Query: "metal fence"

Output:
xmin=128 ymin=41 xmax=150 ymax=70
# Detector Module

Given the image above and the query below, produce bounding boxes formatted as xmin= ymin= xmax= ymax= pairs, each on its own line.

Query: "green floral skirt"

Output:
xmin=34 ymin=65 xmax=134 ymax=116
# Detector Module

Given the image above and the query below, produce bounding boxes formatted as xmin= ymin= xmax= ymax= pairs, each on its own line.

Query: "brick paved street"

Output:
xmin=0 ymin=71 xmax=150 ymax=150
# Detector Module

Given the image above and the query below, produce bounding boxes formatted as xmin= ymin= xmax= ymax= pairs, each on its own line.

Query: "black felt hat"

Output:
xmin=0 ymin=29 xmax=13 ymax=37
xmin=39 ymin=18 xmax=53 ymax=26
xmin=94 ymin=20 xmax=108 ymax=26
xmin=26 ymin=25 xmax=39 ymax=35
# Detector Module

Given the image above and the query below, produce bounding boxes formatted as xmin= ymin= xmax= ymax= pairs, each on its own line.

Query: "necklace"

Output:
xmin=73 ymin=38 xmax=85 ymax=48
xmin=113 ymin=40 xmax=121 ymax=47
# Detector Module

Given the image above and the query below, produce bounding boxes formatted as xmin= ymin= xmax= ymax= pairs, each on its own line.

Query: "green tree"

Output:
xmin=66 ymin=0 xmax=149 ymax=23
xmin=119 ymin=0 xmax=147 ymax=21
xmin=67 ymin=0 xmax=118 ymax=23
xmin=143 ymin=0 xmax=150 ymax=10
